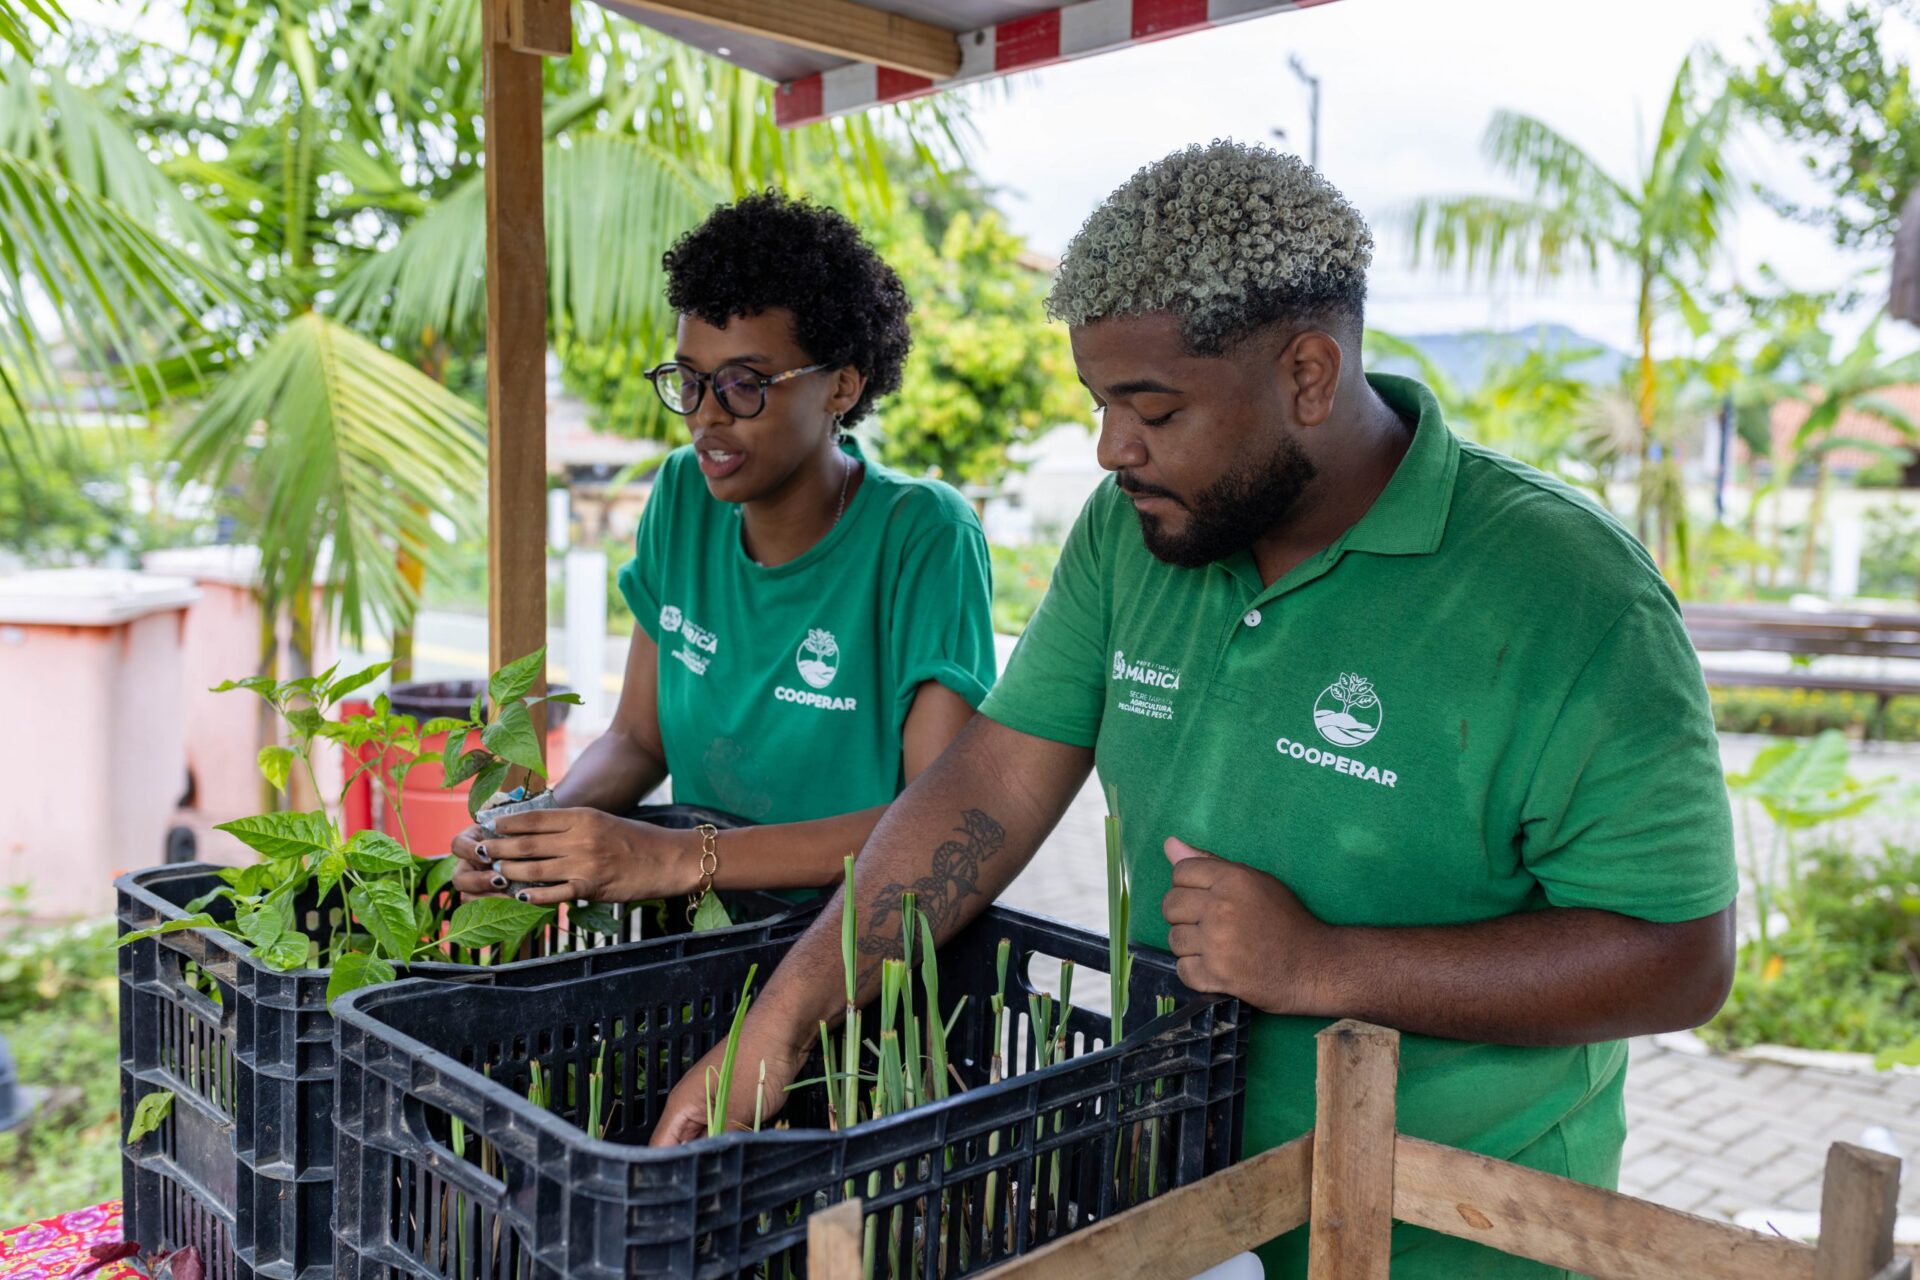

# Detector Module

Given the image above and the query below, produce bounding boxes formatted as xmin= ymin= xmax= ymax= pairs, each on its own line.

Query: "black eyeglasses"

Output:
xmin=643 ymin=361 xmax=830 ymax=419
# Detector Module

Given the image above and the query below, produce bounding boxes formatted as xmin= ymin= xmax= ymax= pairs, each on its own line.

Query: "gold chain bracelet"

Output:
xmin=686 ymin=823 xmax=719 ymax=926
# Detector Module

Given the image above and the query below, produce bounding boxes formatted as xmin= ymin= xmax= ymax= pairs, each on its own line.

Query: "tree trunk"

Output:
xmin=257 ymin=600 xmax=280 ymax=813
xmin=1799 ymin=453 xmax=1830 ymax=589
xmin=285 ymin=582 xmax=323 ymax=815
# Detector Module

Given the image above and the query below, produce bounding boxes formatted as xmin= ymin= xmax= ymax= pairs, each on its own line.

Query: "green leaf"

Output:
xmin=422 ymin=716 xmax=469 ymax=738
xmin=284 ymin=707 xmax=327 ymax=739
xmin=212 ymin=675 xmax=278 ymax=698
xmin=467 ymin=762 xmax=511 ymax=818
xmin=233 ymin=892 xmax=294 ymax=951
xmin=326 ymin=951 xmax=397 ymax=1005
xmin=257 ymin=745 xmax=296 ymax=793
xmin=480 ymin=701 xmax=545 ymax=774
xmin=328 ymin=661 xmax=392 ymax=705
xmin=488 ymin=648 xmax=546 ymax=708
xmin=184 ymin=886 xmax=234 ymax=914
xmin=421 ymin=855 xmax=460 ymax=901
xmin=469 ymin=688 xmax=486 ymax=723
xmin=539 ymin=692 xmax=585 ymax=707
xmin=126 ymin=1090 xmax=174 ymax=1144
xmin=690 ymin=890 xmax=733 ymax=932
xmin=118 ymin=914 xmax=217 ymax=947
xmin=445 ymin=747 xmax=491 ymax=789
xmin=568 ymin=901 xmax=625 ymax=936
xmin=315 ymin=852 xmax=348 ymax=899
xmin=257 ymin=932 xmax=312 ymax=970
xmin=214 ymin=811 xmax=337 ymax=862
xmin=345 ymin=829 xmax=413 ymax=875
xmin=349 ymin=880 xmax=422 ymax=960
xmin=441 ymin=897 xmax=555 ymax=951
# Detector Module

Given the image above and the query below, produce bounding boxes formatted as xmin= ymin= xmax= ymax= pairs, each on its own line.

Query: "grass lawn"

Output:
xmin=0 ymin=919 xmax=120 ymax=1224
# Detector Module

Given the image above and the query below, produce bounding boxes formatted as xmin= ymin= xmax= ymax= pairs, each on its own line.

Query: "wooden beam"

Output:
xmin=807 ymin=1198 xmax=864 ymax=1280
xmin=1392 ymin=1135 xmax=1817 ymax=1280
xmin=484 ymin=0 xmax=557 ymax=747
xmin=1308 ymin=1020 xmax=1398 ymax=1279
xmin=991 ymin=1134 xmax=1314 ymax=1279
xmin=1815 ymin=1143 xmax=1902 ymax=1280
xmin=615 ymin=0 xmax=960 ymax=79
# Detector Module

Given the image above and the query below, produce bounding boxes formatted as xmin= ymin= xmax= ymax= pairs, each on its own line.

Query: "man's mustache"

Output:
xmin=1115 ymin=472 xmax=1186 ymax=507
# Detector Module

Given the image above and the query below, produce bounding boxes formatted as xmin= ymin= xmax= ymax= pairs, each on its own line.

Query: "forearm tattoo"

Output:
xmin=857 ymin=809 xmax=1006 ymax=957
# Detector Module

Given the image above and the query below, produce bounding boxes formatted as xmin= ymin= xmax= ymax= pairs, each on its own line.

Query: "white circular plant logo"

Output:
xmin=659 ymin=605 xmax=682 ymax=633
xmin=1314 ymin=673 xmax=1382 ymax=748
xmin=796 ymin=628 xmax=840 ymax=689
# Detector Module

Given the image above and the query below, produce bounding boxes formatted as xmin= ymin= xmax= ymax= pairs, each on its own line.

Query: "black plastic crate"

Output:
xmin=119 ymin=841 xmax=812 ymax=1280
xmin=332 ymin=906 xmax=1249 ymax=1280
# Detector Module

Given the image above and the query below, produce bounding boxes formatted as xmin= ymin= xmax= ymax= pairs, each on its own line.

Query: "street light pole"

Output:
xmin=1288 ymin=55 xmax=1321 ymax=169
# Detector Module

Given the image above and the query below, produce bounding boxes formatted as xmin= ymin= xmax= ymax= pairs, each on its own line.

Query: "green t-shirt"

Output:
xmin=617 ymin=441 xmax=996 ymax=830
xmin=980 ymin=374 xmax=1735 ymax=1279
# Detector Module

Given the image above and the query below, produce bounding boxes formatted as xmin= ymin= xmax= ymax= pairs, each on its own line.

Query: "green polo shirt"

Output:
xmin=617 ymin=441 xmax=996 ymax=831
xmin=980 ymin=374 xmax=1735 ymax=1278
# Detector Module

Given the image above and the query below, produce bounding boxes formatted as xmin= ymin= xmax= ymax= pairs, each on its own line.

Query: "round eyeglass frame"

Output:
xmin=643 ymin=360 xmax=830 ymax=419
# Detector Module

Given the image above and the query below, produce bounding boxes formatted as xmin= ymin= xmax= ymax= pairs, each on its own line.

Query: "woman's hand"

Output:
xmin=649 ymin=1015 xmax=807 ymax=1145
xmin=449 ymin=809 xmax=702 ymax=905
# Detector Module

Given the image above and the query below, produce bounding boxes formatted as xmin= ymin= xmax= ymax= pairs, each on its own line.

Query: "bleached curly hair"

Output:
xmin=1047 ymin=140 xmax=1373 ymax=354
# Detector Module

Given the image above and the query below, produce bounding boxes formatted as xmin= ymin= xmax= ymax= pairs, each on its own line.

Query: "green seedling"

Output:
xmin=115 ymin=649 xmax=580 ymax=1004
xmin=705 ymin=964 xmax=759 ymax=1138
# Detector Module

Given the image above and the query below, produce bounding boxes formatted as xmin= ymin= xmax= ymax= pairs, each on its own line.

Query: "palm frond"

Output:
xmin=335 ymin=133 xmax=723 ymax=349
xmin=1402 ymin=194 xmax=1610 ymax=283
xmin=169 ymin=312 xmax=486 ymax=640
xmin=1482 ymin=109 xmax=1632 ymax=223
xmin=0 ymin=0 xmax=63 ymax=61
xmin=0 ymin=148 xmax=255 ymax=436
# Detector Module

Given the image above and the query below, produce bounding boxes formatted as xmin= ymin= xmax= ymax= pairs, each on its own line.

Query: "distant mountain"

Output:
xmin=1370 ymin=325 xmax=1630 ymax=391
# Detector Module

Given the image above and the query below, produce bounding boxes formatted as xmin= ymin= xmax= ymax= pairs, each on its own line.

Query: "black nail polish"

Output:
xmin=515 ymin=890 xmax=530 ymax=902
xmin=491 ymin=874 xmax=507 ymax=889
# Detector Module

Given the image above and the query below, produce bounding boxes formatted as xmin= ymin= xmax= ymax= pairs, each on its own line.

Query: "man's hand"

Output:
xmin=1160 ymin=837 xmax=1336 ymax=1015
xmin=449 ymin=809 xmax=701 ymax=906
xmin=649 ymin=1015 xmax=807 ymax=1146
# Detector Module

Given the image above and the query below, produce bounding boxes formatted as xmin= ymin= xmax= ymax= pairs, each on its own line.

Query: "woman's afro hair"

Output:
xmin=1047 ymin=140 xmax=1373 ymax=354
xmin=663 ymin=191 xmax=911 ymax=428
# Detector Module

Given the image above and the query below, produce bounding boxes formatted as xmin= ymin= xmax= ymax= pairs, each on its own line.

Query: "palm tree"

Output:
xmin=1363 ymin=329 xmax=1601 ymax=486
xmin=1405 ymin=53 xmax=1739 ymax=569
xmin=5 ymin=0 xmax=969 ymax=685
xmin=1757 ymin=313 xmax=1920 ymax=587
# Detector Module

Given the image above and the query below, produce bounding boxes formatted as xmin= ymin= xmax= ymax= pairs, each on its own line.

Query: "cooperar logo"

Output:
xmin=797 ymin=628 xmax=840 ymax=689
xmin=660 ymin=605 xmax=683 ymax=633
xmin=1314 ymin=673 xmax=1381 ymax=748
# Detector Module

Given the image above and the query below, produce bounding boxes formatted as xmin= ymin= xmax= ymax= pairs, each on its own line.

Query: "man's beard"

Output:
xmin=1119 ymin=434 xmax=1317 ymax=568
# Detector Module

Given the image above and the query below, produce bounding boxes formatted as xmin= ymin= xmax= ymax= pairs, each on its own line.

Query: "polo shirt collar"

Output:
xmin=1335 ymin=373 xmax=1460 ymax=557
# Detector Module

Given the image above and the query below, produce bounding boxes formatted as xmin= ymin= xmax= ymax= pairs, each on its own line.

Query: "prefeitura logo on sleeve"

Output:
xmin=1276 ymin=673 xmax=1399 ymax=788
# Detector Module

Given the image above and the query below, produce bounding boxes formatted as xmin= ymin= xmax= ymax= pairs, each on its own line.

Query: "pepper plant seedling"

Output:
xmin=115 ymin=649 xmax=581 ymax=1004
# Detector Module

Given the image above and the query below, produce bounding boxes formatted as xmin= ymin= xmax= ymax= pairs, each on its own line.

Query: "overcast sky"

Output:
xmin=965 ymin=0 xmax=1916 ymax=354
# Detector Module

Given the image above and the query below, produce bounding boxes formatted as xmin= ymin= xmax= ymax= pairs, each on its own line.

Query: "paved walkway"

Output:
xmin=996 ymin=744 xmax=1920 ymax=1237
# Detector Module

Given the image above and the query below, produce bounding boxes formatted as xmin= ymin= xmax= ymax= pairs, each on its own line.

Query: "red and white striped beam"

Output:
xmin=774 ymin=0 xmax=1340 ymax=127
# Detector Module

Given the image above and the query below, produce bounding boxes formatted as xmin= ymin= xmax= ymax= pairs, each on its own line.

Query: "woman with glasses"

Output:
xmin=449 ymin=192 xmax=996 ymax=909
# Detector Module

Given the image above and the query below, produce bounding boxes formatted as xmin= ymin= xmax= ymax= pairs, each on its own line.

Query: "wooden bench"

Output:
xmin=1684 ymin=604 xmax=1920 ymax=739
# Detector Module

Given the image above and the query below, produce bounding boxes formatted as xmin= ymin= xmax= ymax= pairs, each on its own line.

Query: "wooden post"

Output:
xmin=1308 ymin=1020 xmax=1399 ymax=1280
xmin=808 ymin=1198 xmax=864 ymax=1280
xmin=1814 ymin=1143 xmax=1901 ymax=1280
xmin=482 ymin=0 xmax=567 ymax=745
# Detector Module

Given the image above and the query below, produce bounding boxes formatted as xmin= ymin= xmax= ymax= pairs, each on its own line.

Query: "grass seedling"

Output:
xmin=527 ymin=1060 xmax=549 ymax=1111
xmin=1105 ymin=786 xmax=1133 ymax=1199
xmin=587 ymin=1041 xmax=610 ymax=1140
xmin=705 ymin=964 xmax=759 ymax=1138
xmin=1146 ymin=994 xmax=1176 ymax=1197
xmin=983 ymin=937 xmax=1012 ymax=1254
xmin=840 ymin=855 xmax=862 ymax=1137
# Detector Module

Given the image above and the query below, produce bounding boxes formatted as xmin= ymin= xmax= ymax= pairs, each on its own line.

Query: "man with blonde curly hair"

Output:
xmin=654 ymin=142 xmax=1736 ymax=1279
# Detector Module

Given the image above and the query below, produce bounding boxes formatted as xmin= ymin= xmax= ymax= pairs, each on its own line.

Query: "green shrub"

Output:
xmin=0 ymin=919 xmax=121 ymax=1221
xmin=1704 ymin=843 xmax=1920 ymax=1054
xmin=1710 ymin=686 xmax=1920 ymax=741
xmin=990 ymin=543 xmax=1059 ymax=636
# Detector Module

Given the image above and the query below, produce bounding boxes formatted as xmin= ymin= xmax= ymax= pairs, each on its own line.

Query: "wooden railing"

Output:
xmin=808 ymin=1020 xmax=1911 ymax=1280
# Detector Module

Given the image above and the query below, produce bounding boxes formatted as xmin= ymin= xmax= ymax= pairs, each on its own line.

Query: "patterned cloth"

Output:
xmin=0 ymin=1203 xmax=138 ymax=1280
